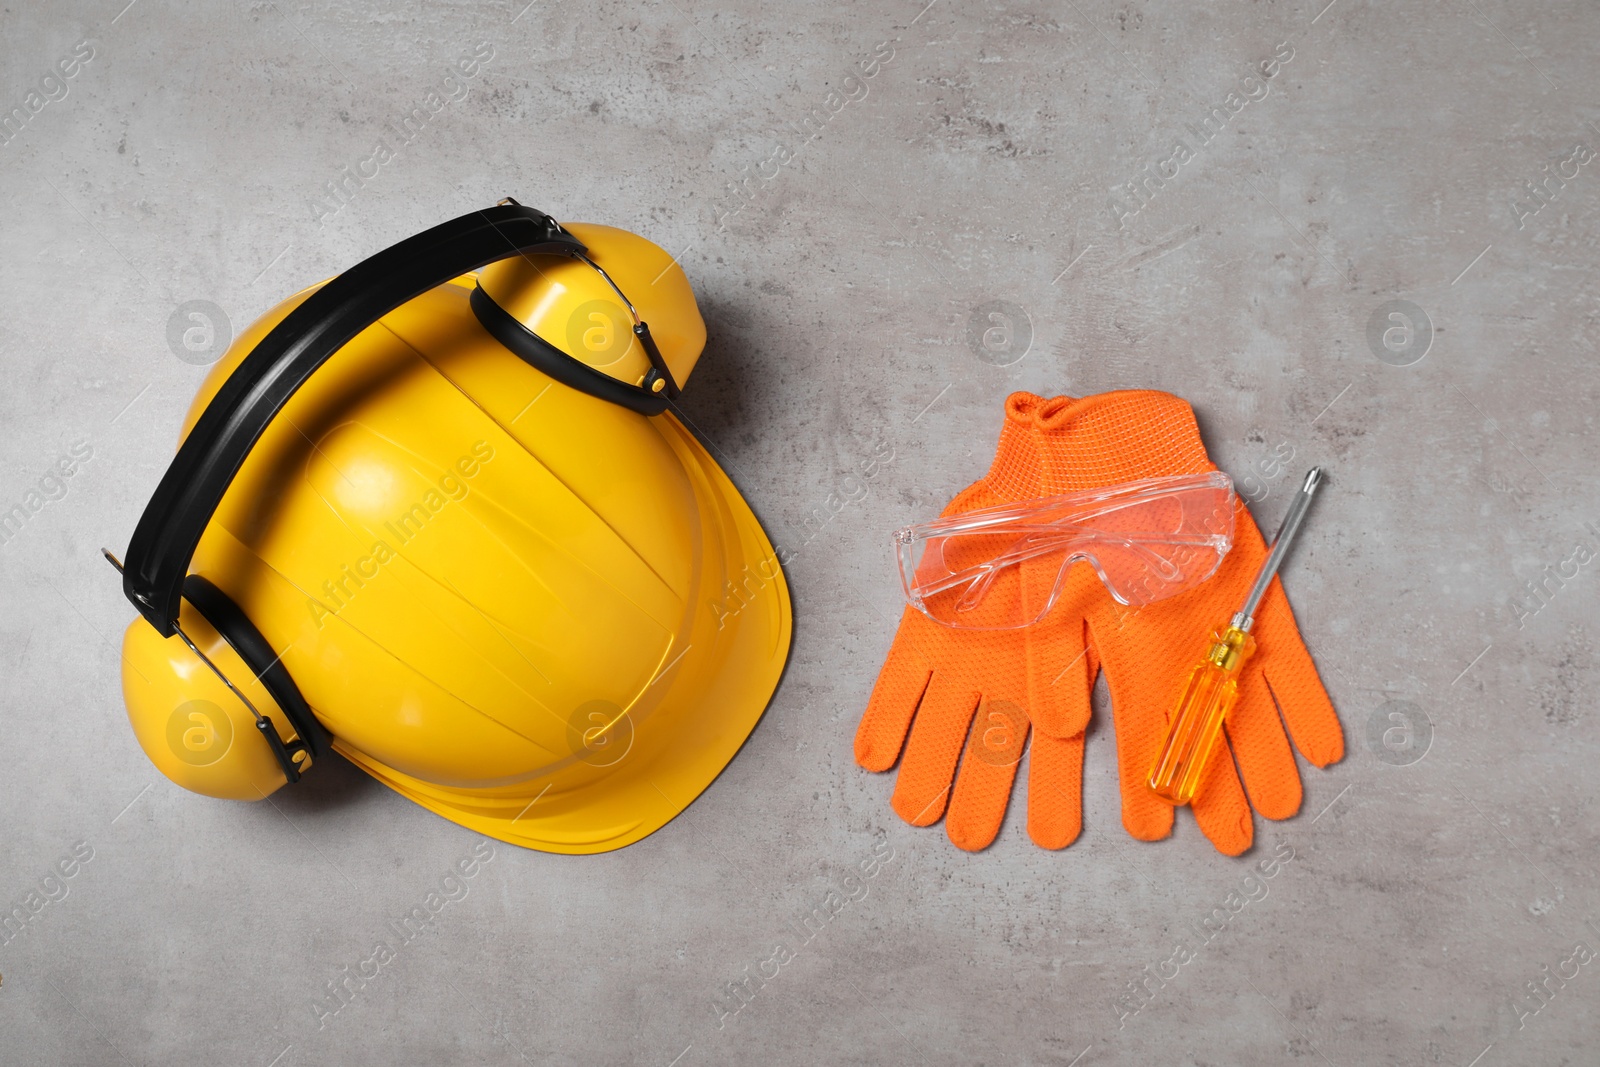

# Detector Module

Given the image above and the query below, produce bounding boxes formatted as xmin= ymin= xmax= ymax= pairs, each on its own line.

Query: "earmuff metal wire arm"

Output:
xmin=181 ymin=574 xmax=332 ymax=759
xmin=171 ymin=621 xmax=307 ymax=784
xmin=570 ymin=250 xmax=680 ymax=398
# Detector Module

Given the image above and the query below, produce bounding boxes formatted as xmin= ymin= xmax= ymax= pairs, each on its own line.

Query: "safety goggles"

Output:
xmin=895 ymin=472 xmax=1235 ymax=630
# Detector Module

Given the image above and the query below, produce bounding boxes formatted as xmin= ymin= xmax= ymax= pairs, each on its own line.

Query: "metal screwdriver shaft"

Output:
xmin=1147 ymin=468 xmax=1324 ymax=805
xmin=1233 ymin=467 xmax=1322 ymax=631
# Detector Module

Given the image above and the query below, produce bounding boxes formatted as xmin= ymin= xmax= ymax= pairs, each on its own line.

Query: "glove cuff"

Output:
xmin=984 ymin=390 xmax=1215 ymax=500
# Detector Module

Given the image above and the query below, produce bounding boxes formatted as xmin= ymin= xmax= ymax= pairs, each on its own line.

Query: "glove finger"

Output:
xmin=855 ymin=610 xmax=937 ymax=771
xmin=1029 ymin=614 xmax=1093 ymax=738
xmin=946 ymin=699 xmax=1029 ymax=851
xmin=1087 ymin=616 xmax=1176 ymax=843
xmin=1107 ymin=690 xmax=1176 ymax=844
xmin=1254 ymin=579 xmax=1344 ymax=767
xmin=1027 ymin=729 xmax=1085 ymax=849
xmin=1222 ymin=670 xmax=1302 ymax=821
xmin=1190 ymin=742 xmax=1254 ymax=856
xmin=1025 ymin=564 xmax=1099 ymax=738
xmin=889 ymin=672 xmax=981 ymax=827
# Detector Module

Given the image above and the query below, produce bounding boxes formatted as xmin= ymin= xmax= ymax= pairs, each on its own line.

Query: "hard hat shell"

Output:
xmin=119 ymin=222 xmax=792 ymax=853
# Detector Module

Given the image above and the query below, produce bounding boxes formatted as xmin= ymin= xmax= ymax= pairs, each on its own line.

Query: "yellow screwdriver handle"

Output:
xmin=1146 ymin=625 xmax=1256 ymax=805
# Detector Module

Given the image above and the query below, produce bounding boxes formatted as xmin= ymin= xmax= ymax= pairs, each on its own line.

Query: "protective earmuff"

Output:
xmin=109 ymin=200 xmax=679 ymax=786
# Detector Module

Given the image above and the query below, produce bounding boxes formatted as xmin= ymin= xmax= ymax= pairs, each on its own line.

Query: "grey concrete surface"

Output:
xmin=2 ymin=0 xmax=1597 ymax=1063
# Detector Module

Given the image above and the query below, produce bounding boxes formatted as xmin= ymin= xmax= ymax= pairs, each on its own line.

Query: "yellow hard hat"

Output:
xmin=113 ymin=202 xmax=792 ymax=853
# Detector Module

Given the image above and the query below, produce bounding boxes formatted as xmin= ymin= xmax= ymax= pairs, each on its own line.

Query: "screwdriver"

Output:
xmin=1146 ymin=468 xmax=1324 ymax=806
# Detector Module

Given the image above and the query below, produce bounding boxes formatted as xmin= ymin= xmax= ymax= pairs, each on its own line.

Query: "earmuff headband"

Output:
xmin=121 ymin=203 xmax=583 ymax=636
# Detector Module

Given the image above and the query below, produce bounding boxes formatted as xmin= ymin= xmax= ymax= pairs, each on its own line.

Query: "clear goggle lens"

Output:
xmin=896 ymin=473 xmax=1236 ymax=630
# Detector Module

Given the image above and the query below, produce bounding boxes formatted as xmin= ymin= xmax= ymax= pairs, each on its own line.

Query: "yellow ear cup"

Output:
xmin=476 ymin=222 xmax=706 ymax=390
xmin=120 ymin=599 xmax=303 ymax=802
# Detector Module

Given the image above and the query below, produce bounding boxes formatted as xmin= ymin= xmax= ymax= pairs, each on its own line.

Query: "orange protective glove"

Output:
xmin=996 ymin=391 xmax=1344 ymax=855
xmin=854 ymin=399 xmax=1103 ymax=850
xmin=856 ymin=392 xmax=1344 ymax=855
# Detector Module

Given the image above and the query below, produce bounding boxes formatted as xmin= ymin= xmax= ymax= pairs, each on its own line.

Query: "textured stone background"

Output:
xmin=2 ymin=0 xmax=1598 ymax=1064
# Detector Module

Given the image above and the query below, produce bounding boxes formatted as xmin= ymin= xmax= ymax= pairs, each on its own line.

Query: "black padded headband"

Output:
xmin=122 ymin=204 xmax=582 ymax=635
